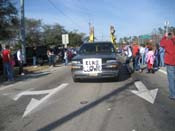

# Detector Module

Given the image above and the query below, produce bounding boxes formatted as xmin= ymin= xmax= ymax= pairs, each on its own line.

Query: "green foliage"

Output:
xmin=0 ymin=0 xmax=87 ymax=47
xmin=42 ymin=24 xmax=67 ymax=46
xmin=25 ymin=19 xmax=85 ymax=47
xmin=69 ymin=31 xmax=85 ymax=47
xmin=169 ymin=26 xmax=175 ymax=33
xmin=25 ymin=18 xmax=42 ymax=46
xmin=0 ymin=0 xmax=19 ymax=40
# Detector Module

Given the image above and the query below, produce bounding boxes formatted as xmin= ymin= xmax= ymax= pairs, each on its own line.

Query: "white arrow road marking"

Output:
xmin=2 ymin=88 xmax=35 ymax=99
xmin=13 ymin=89 xmax=52 ymax=101
xmin=131 ymin=81 xmax=158 ymax=104
xmin=23 ymin=83 xmax=68 ymax=117
xmin=13 ymin=83 xmax=68 ymax=117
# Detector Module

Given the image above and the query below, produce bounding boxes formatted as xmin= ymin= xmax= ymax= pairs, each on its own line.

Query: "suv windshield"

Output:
xmin=79 ymin=43 xmax=115 ymax=54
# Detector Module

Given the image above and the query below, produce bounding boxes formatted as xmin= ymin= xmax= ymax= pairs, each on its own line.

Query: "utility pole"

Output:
xmin=20 ymin=0 xmax=26 ymax=64
xmin=164 ymin=20 xmax=169 ymax=34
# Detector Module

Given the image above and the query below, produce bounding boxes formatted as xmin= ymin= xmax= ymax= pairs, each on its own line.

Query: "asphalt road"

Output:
xmin=0 ymin=64 xmax=175 ymax=131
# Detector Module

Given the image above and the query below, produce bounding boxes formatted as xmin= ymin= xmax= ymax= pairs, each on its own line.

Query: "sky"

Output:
xmin=14 ymin=0 xmax=175 ymax=41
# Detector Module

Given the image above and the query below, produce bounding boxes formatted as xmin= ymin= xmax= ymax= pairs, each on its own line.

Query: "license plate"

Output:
xmin=89 ymin=73 xmax=98 ymax=76
xmin=83 ymin=58 xmax=102 ymax=73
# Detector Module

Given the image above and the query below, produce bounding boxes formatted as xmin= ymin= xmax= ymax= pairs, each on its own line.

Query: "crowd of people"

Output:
xmin=46 ymin=47 xmax=77 ymax=67
xmin=0 ymin=45 xmax=77 ymax=82
xmin=122 ymin=40 xmax=165 ymax=73
xmin=122 ymin=30 xmax=175 ymax=100
xmin=0 ymin=45 xmax=25 ymax=82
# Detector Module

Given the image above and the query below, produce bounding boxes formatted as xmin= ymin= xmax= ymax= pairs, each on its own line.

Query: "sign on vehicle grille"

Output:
xmin=83 ymin=58 xmax=102 ymax=73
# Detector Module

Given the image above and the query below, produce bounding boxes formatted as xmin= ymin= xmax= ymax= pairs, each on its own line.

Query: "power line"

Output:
xmin=47 ymin=0 xmax=81 ymax=29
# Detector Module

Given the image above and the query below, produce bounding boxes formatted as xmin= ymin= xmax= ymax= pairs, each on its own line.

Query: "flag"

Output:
xmin=89 ymin=26 xmax=94 ymax=43
xmin=110 ymin=26 xmax=116 ymax=44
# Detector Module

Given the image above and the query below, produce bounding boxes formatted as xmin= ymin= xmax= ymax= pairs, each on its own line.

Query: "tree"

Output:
xmin=123 ymin=37 xmax=131 ymax=43
xmin=158 ymin=27 xmax=164 ymax=35
xmin=82 ymin=36 xmax=90 ymax=43
xmin=132 ymin=36 xmax=139 ymax=43
xmin=0 ymin=0 xmax=19 ymax=40
xmin=25 ymin=19 xmax=85 ymax=47
xmin=25 ymin=18 xmax=42 ymax=46
xmin=42 ymin=24 xmax=67 ymax=46
xmin=169 ymin=26 xmax=175 ymax=32
xmin=119 ymin=38 xmax=123 ymax=43
xmin=69 ymin=31 xmax=85 ymax=47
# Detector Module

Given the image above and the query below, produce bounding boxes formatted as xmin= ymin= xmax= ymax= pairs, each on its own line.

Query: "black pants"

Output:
xmin=126 ymin=56 xmax=132 ymax=65
xmin=18 ymin=61 xmax=23 ymax=74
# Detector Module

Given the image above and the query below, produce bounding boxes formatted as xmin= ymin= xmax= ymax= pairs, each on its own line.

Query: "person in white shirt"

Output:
xmin=139 ymin=44 xmax=146 ymax=65
xmin=124 ymin=44 xmax=133 ymax=73
xmin=123 ymin=44 xmax=132 ymax=60
xmin=17 ymin=47 xmax=24 ymax=75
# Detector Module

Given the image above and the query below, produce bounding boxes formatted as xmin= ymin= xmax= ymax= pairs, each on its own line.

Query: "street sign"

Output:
xmin=139 ymin=35 xmax=151 ymax=40
xmin=62 ymin=34 xmax=69 ymax=45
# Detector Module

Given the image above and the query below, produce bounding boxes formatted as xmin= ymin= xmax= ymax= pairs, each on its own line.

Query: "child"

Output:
xmin=146 ymin=46 xmax=155 ymax=73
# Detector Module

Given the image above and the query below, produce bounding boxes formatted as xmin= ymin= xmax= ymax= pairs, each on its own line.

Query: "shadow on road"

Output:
xmin=37 ymin=81 xmax=134 ymax=131
xmin=0 ymin=72 xmax=51 ymax=87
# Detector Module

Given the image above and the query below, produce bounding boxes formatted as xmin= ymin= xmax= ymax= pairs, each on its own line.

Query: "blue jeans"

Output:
xmin=48 ymin=56 xmax=52 ymax=66
xmin=52 ymin=55 xmax=56 ymax=66
xmin=64 ymin=58 xmax=68 ymax=66
xmin=133 ymin=55 xmax=140 ymax=71
xmin=125 ymin=56 xmax=132 ymax=65
xmin=160 ymin=54 xmax=164 ymax=67
xmin=154 ymin=56 xmax=159 ymax=67
xmin=166 ymin=65 xmax=175 ymax=98
xmin=33 ymin=56 xmax=36 ymax=66
xmin=3 ymin=62 xmax=13 ymax=81
xmin=140 ymin=53 xmax=145 ymax=65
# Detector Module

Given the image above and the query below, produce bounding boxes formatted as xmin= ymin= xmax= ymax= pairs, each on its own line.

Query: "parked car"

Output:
xmin=0 ymin=55 xmax=3 ymax=75
xmin=71 ymin=42 xmax=121 ymax=82
xmin=13 ymin=45 xmax=48 ymax=66
xmin=0 ymin=45 xmax=3 ymax=75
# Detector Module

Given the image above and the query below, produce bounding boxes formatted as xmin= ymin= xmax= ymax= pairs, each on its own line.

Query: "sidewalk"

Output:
xmin=0 ymin=64 xmax=65 ymax=86
xmin=158 ymin=66 xmax=167 ymax=75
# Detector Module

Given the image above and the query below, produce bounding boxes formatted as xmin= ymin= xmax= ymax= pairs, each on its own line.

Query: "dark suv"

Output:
xmin=71 ymin=42 xmax=121 ymax=82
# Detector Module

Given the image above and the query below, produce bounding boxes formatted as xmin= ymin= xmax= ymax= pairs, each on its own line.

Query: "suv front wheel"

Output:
xmin=73 ymin=76 xmax=79 ymax=82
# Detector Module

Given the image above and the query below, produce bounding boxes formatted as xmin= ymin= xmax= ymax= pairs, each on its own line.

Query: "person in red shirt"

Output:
xmin=160 ymin=31 xmax=175 ymax=100
xmin=1 ymin=45 xmax=14 ymax=81
xmin=132 ymin=42 xmax=140 ymax=71
xmin=0 ymin=44 xmax=3 ymax=75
